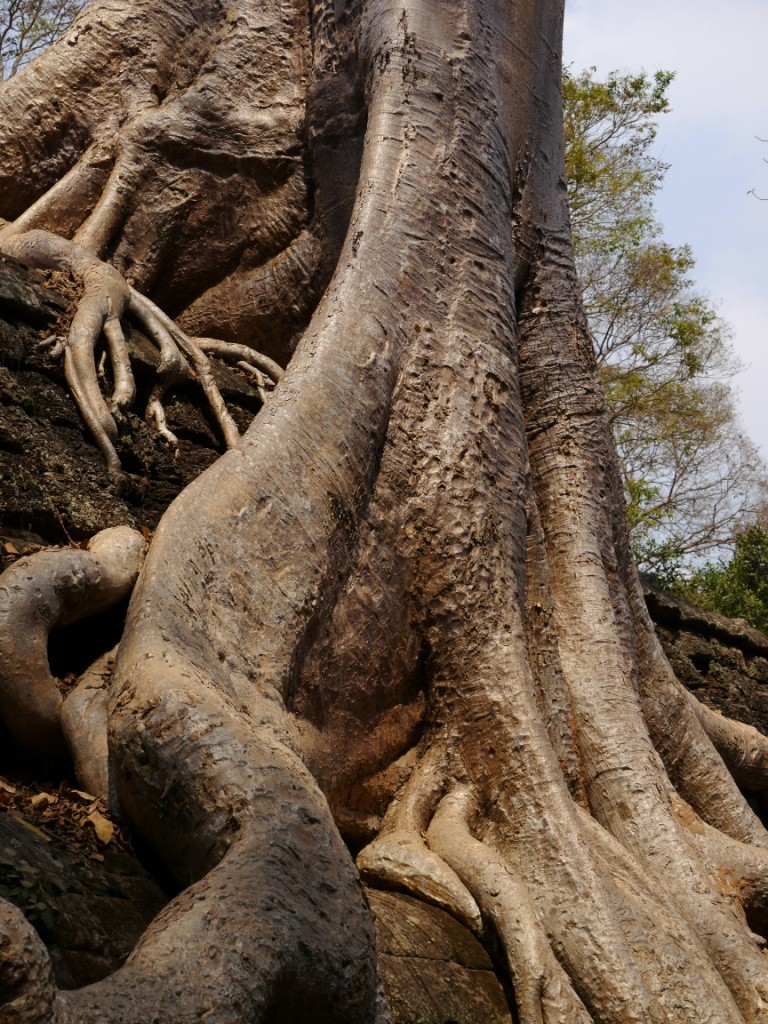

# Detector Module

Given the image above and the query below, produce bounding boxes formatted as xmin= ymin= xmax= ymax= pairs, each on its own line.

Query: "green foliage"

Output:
xmin=0 ymin=0 xmax=84 ymax=80
xmin=675 ymin=522 xmax=768 ymax=634
xmin=564 ymin=68 xmax=672 ymax=257
xmin=564 ymin=67 xmax=766 ymax=573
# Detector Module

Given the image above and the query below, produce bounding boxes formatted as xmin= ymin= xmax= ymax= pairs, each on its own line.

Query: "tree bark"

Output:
xmin=1 ymin=0 xmax=768 ymax=1022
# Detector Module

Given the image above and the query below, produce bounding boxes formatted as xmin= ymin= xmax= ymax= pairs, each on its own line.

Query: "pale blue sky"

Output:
xmin=564 ymin=0 xmax=768 ymax=463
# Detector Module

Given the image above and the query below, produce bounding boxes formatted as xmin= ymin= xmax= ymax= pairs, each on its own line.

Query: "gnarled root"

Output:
xmin=1 ymin=230 xmax=134 ymax=476
xmin=0 ymin=902 xmax=60 ymax=1024
xmin=195 ymin=338 xmax=284 ymax=386
xmin=0 ymin=229 xmax=263 ymax=475
xmin=1 ymin=746 xmax=376 ymax=1024
xmin=60 ymin=646 xmax=118 ymax=804
xmin=428 ymin=787 xmax=591 ymax=1024
xmin=195 ymin=338 xmax=284 ymax=405
xmin=356 ymin=745 xmax=482 ymax=932
xmin=690 ymin=694 xmax=768 ymax=795
xmin=354 ymin=616 xmax=768 ymax=1023
xmin=53 ymin=624 xmax=378 ymax=1023
xmin=637 ymin=653 xmax=768 ymax=850
xmin=0 ymin=527 xmax=145 ymax=756
xmin=128 ymin=290 xmax=242 ymax=450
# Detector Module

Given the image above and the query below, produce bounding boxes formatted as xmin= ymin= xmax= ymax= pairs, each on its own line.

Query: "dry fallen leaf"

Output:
xmin=70 ymin=789 xmax=97 ymax=802
xmin=2 ymin=542 xmax=18 ymax=555
xmin=86 ymin=810 xmax=114 ymax=845
xmin=29 ymin=792 xmax=56 ymax=807
xmin=0 ymin=780 xmax=17 ymax=795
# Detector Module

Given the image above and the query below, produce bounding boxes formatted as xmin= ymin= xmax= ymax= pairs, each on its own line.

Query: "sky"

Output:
xmin=564 ymin=0 xmax=768 ymax=464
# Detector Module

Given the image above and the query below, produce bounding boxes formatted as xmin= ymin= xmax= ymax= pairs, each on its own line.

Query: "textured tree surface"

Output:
xmin=2 ymin=1 xmax=768 ymax=1022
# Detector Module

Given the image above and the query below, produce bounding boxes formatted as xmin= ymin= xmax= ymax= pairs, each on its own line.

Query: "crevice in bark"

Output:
xmin=47 ymin=598 xmax=129 ymax=682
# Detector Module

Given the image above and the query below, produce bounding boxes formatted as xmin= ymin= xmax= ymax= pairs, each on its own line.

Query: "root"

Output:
xmin=0 ymin=902 xmax=59 ymax=1024
xmin=72 ymin=147 xmax=139 ymax=258
xmin=0 ymin=527 xmax=145 ymax=755
xmin=0 ymin=228 xmax=281 ymax=473
xmin=2 ymin=707 xmax=377 ymax=1024
xmin=356 ymin=745 xmax=482 ymax=932
xmin=0 ymin=142 xmax=114 ymax=244
xmin=690 ymin=695 xmax=768 ymax=795
xmin=81 ymin=635 xmax=377 ymax=1024
xmin=194 ymin=337 xmax=284 ymax=406
xmin=3 ymin=229 xmax=134 ymax=475
xmin=60 ymin=646 xmax=118 ymax=805
xmin=364 ymin=752 xmax=755 ymax=1024
xmin=679 ymin=801 xmax=768 ymax=934
xmin=194 ymin=338 xmax=284 ymax=385
xmin=128 ymin=290 xmax=242 ymax=450
xmin=573 ymin=806 xmax=747 ymax=1023
xmin=637 ymin=649 xmax=768 ymax=850
xmin=428 ymin=787 xmax=591 ymax=1024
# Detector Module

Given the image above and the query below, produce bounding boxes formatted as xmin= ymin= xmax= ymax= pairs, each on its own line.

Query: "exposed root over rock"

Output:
xmin=0 ymin=526 xmax=145 ymax=757
xmin=691 ymin=695 xmax=768 ymax=795
xmin=0 ymin=230 xmax=253 ymax=477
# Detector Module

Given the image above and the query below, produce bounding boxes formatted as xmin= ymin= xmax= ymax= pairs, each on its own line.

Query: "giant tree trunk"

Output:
xmin=2 ymin=1 xmax=768 ymax=1022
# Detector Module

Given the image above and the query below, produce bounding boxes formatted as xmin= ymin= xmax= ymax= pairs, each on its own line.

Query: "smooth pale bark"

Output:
xmin=1 ymin=1 xmax=768 ymax=1022
xmin=0 ymin=528 xmax=144 ymax=755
